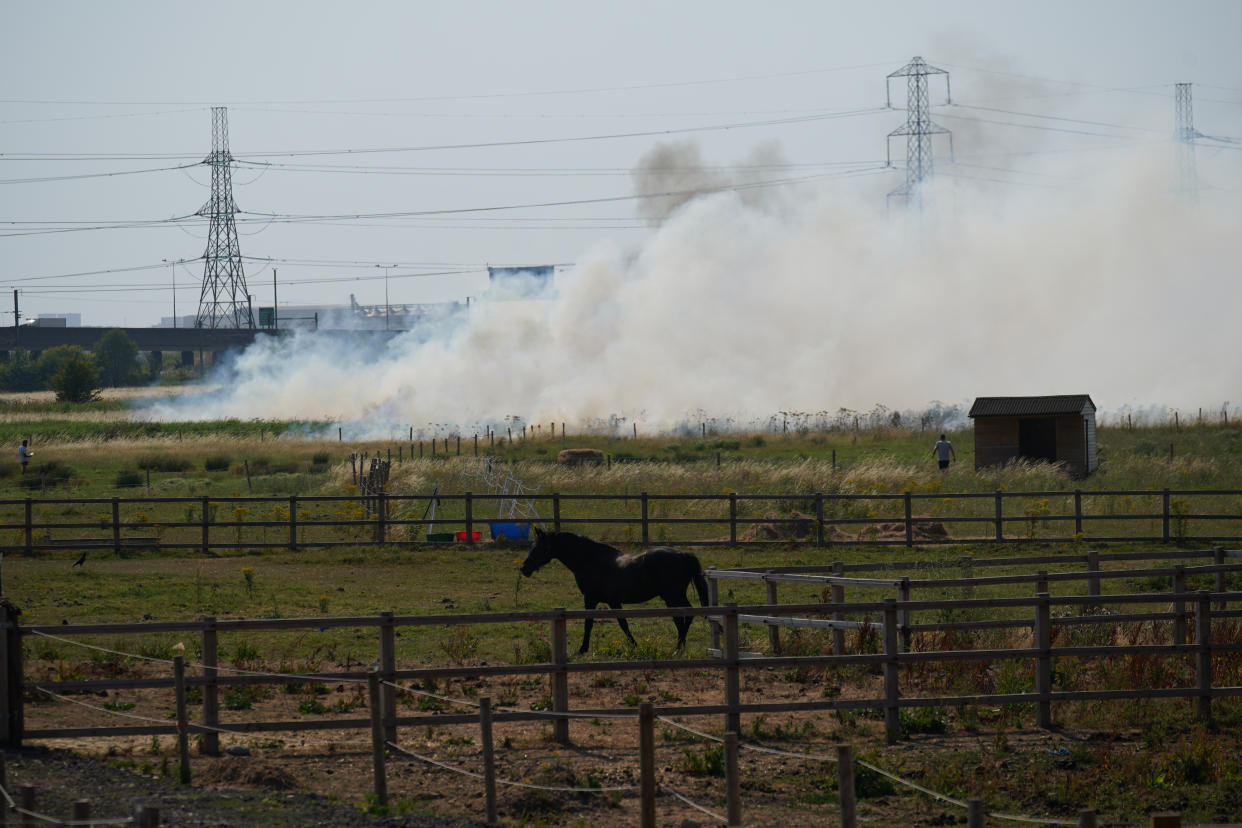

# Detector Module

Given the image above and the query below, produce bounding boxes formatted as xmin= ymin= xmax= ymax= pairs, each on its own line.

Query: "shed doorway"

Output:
xmin=1018 ymin=417 xmax=1057 ymax=462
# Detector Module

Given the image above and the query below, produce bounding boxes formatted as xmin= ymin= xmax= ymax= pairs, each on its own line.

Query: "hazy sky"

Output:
xmin=4 ymin=1 xmax=1239 ymax=324
xmin=4 ymin=2 xmax=1242 ymax=425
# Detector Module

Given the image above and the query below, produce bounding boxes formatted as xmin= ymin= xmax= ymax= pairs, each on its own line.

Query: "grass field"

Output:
xmin=2 ymin=391 xmax=1240 ymax=824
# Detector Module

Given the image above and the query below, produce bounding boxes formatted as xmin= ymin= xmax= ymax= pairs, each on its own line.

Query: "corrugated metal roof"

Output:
xmin=968 ymin=395 xmax=1095 ymax=418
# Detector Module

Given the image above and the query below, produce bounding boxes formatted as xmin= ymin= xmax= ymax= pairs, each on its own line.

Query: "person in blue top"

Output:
xmin=18 ymin=439 xmax=32 ymax=474
xmin=931 ymin=434 xmax=955 ymax=473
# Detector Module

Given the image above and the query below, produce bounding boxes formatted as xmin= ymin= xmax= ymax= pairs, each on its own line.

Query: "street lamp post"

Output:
xmin=377 ymin=264 xmax=395 ymax=330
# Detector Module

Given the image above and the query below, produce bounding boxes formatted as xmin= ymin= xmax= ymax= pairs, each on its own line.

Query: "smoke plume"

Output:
xmin=140 ymin=139 xmax=1242 ymax=437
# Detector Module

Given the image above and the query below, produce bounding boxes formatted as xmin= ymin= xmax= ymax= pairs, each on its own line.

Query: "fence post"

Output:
xmin=200 ymin=616 xmax=219 ymax=757
xmin=1078 ymin=809 xmax=1098 ymax=828
xmin=882 ymin=599 xmax=900 ymax=741
xmin=725 ymin=730 xmax=741 ymax=826
xmin=1036 ymin=570 xmax=1048 ymax=596
xmin=1162 ymin=489 xmax=1171 ymax=543
xmin=552 ymin=493 xmax=561 ymax=532
xmin=641 ymin=492 xmax=649 ymax=546
xmin=379 ymin=612 xmax=397 ymax=744
xmin=966 ymin=798 xmax=985 ymax=828
xmin=200 ymin=496 xmax=210 ymax=556
xmin=20 ymin=785 xmax=34 ymax=827
xmin=288 ymin=496 xmax=297 ymax=551
xmin=1150 ymin=815 xmax=1181 ymax=828
xmin=1213 ymin=546 xmax=1225 ymax=608
xmin=765 ymin=573 xmax=781 ymax=655
xmin=111 ymin=498 xmax=121 ymax=555
xmin=639 ymin=702 xmax=656 ymax=828
xmin=903 ymin=491 xmax=913 ymax=547
xmin=1086 ymin=550 xmax=1100 ymax=606
xmin=1195 ymin=590 xmax=1213 ymax=725
xmin=831 ymin=561 xmax=846 ymax=656
xmin=1074 ymin=489 xmax=1083 ymax=537
xmin=464 ymin=492 xmax=474 ymax=545
xmin=729 ymin=493 xmax=738 ymax=546
xmin=550 ymin=608 xmax=570 ymax=746
xmin=173 ymin=655 xmax=191 ymax=785
xmin=836 ymin=743 xmax=857 ymax=828
xmin=815 ymin=493 xmax=825 ymax=547
xmin=1035 ymin=592 xmax=1052 ymax=729
xmin=0 ymin=600 xmax=23 ymax=748
xmin=724 ymin=604 xmax=740 ymax=735
xmin=73 ymin=801 xmax=90 ymax=822
xmin=479 ymin=696 xmax=498 ymax=825
xmin=994 ymin=491 xmax=1004 ymax=541
xmin=1173 ymin=565 xmax=1187 ymax=646
xmin=23 ymin=499 xmax=32 ymax=554
xmin=898 ymin=577 xmax=911 ymax=653
xmin=367 ymin=669 xmax=388 ymax=809
xmin=373 ymin=493 xmax=384 ymax=544
xmin=707 ymin=568 xmax=721 ymax=653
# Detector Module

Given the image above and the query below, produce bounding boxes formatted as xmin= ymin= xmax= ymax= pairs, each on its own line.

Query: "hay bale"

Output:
xmin=557 ymin=448 xmax=605 ymax=466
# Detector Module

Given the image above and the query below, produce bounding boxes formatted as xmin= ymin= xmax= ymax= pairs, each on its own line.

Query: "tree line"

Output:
xmin=0 ymin=329 xmax=163 ymax=402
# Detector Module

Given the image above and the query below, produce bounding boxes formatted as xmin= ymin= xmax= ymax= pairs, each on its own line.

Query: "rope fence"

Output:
xmin=6 ymin=567 xmax=1240 ymax=826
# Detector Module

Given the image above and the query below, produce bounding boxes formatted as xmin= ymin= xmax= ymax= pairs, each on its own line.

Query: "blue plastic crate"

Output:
xmin=489 ymin=522 xmax=531 ymax=542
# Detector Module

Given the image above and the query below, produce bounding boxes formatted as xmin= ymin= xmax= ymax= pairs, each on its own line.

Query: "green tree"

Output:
xmin=48 ymin=353 xmax=101 ymax=403
xmin=94 ymin=329 xmax=140 ymax=387
xmin=35 ymin=345 xmax=91 ymax=387
xmin=0 ymin=349 xmax=42 ymax=391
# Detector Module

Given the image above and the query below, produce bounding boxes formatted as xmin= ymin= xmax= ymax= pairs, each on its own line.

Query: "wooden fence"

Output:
xmin=4 ymin=564 xmax=1240 ymax=749
xmin=2 ymin=487 xmax=1241 ymax=554
xmin=2 ymin=552 xmax=1240 ymax=826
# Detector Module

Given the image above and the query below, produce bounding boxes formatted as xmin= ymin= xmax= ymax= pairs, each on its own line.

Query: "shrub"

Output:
xmin=204 ymin=455 xmax=231 ymax=472
xmin=115 ymin=470 xmax=143 ymax=488
xmin=681 ymin=744 xmax=725 ymax=776
xmin=135 ymin=455 xmax=192 ymax=473
xmin=48 ymin=353 xmax=101 ymax=403
xmin=19 ymin=461 xmax=75 ymax=489
xmin=311 ymin=451 xmax=330 ymax=465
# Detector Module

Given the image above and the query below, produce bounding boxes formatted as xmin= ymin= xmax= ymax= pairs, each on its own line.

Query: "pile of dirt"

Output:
xmin=864 ymin=517 xmax=950 ymax=542
xmin=196 ymin=757 xmax=300 ymax=790
xmin=737 ymin=511 xmax=821 ymax=542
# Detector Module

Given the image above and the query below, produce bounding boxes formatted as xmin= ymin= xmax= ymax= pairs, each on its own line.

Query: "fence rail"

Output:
xmin=4 ymin=557 xmax=1240 ymax=750
xmin=2 ymin=487 xmax=1241 ymax=554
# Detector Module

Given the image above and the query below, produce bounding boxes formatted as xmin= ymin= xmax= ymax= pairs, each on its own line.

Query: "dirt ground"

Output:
xmin=13 ymin=653 xmax=1134 ymax=828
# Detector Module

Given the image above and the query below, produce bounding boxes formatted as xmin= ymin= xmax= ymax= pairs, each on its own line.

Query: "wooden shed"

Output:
xmin=968 ymin=395 xmax=1098 ymax=477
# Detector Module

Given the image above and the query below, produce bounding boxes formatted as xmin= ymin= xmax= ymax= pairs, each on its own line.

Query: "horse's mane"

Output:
xmin=548 ymin=531 xmax=620 ymax=561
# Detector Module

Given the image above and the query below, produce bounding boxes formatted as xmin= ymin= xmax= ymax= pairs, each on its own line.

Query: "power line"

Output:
xmin=0 ymin=106 xmax=889 ymax=161
xmin=0 ymin=60 xmax=899 ymax=107
xmin=1 ymin=166 xmax=888 ymax=236
xmin=944 ymin=103 xmax=1163 ymax=134
xmin=0 ymin=162 xmax=201 ymax=185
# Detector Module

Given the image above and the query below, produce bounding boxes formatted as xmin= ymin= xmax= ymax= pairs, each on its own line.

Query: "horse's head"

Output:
xmin=519 ymin=527 xmax=554 ymax=577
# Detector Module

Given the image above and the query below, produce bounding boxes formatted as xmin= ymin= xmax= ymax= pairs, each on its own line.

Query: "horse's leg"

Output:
xmin=664 ymin=594 xmax=692 ymax=654
xmin=610 ymin=603 xmax=638 ymax=647
xmin=579 ymin=598 xmax=597 ymax=655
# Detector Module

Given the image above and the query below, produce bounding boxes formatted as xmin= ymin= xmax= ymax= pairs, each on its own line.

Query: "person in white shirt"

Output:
xmin=931 ymin=434 xmax=955 ymax=473
xmin=18 ymin=439 xmax=32 ymax=474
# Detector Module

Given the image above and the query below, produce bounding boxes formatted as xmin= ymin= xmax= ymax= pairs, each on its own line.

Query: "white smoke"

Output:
xmin=140 ymin=140 xmax=1242 ymax=436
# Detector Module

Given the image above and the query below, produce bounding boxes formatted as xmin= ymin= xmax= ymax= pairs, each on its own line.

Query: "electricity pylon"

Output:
xmin=885 ymin=56 xmax=953 ymax=211
xmin=1174 ymin=82 xmax=1198 ymax=201
xmin=195 ymin=107 xmax=252 ymax=329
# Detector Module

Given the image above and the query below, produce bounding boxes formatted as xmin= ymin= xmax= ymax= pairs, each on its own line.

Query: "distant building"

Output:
xmin=969 ymin=395 xmax=1098 ymax=477
xmin=36 ymin=313 xmax=81 ymax=327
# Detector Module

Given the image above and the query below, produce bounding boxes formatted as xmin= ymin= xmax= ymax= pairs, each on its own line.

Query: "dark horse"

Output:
xmin=519 ymin=528 xmax=710 ymax=654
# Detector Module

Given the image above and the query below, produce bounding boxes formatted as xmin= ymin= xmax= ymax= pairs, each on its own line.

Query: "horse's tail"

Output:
xmin=692 ymin=562 xmax=710 ymax=608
